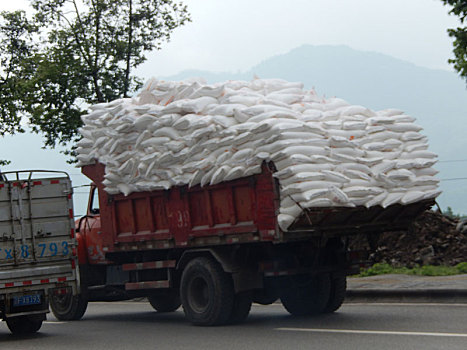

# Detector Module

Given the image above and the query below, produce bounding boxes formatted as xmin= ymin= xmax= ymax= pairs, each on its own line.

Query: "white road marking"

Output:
xmin=276 ymin=328 xmax=467 ymax=338
xmin=92 ymin=301 xmax=148 ymax=305
xmin=344 ymin=302 xmax=467 ymax=307
xmin=44 ymin=321 xmax=67 ymax=324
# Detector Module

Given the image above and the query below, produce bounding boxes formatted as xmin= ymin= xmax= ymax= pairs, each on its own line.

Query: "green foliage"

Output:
xmin=457 ymin=262 xmax=467 ymax=273
xmin=444 ymin=206 xmax=466 ymax=219
xmin=0 ymin=0 xmax=190 ymax=158
xmin=357 ymin=263 xmax=410 ymax=277
xmin=356 ymin=262 xmax=467 ymax=277
xmin=444 ymin=206 xmax=459 ymax=219
xmin=0 ymin=10 xmax=37 ymax=136
xmin=442 ymin=1 xmax=467 ymax=85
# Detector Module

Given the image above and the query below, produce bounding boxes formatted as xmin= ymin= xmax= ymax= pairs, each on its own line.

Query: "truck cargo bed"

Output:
xmin=82 ymin=162 xmax=433 ymax=253
xmin=0 ymin=171 xmax=78 ymax=293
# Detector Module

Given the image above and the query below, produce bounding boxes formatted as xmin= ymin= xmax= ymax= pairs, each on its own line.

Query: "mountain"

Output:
xmin=164 ymin=45 xmax=467 ymax=213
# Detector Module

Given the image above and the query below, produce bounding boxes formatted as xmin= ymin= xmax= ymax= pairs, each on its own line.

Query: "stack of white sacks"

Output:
xmin=77 ymin=78 xmax=441 ymax=231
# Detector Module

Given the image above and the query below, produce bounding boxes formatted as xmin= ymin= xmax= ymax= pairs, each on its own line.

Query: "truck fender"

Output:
xmin=75 ymin=230 xmax=88 ymax=265
xmin=177 ymin=248 xmax=262 ymax=293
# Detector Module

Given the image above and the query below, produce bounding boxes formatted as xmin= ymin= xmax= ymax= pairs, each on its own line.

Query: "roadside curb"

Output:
xmin=345 ymin=289 xmax=467 ymax=303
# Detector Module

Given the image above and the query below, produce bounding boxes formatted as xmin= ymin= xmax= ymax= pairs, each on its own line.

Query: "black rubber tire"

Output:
xmin=180 ymin=257 xmax=234 ymax=326
xmin=252 ymin=290 xmax=278 ymax=305
xmin=6 ymin=315 xmax=43 ymax=335
xmin=323 ymin=274 xmax=347 ymax=313
xmin=280 ymin=274 xmax=331 ymax=316
xmin=49 ymin=289 xmax=88 ymax=321
xmin=148 ymin=292 xmax=181 ymax=312
xmin=228 ymin=291 xmax=252 ymax=324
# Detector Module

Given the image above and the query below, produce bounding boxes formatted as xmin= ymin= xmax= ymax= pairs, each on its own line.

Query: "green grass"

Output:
xmin=355 ymin=262 xmax=467 ymax=277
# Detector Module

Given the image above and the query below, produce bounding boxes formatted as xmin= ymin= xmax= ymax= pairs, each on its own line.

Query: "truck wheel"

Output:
xmin=253 ymin=290 xmax=278 ymax=305
xmin=6 ymin=315 xmax=43 ymax=335
xmin=50 ymin=290 xmax=88 ymax=321
xmin=323 ymin=274 xmax=347 ymax=313
xmin=228 ymin=291 xmax=252 ymax=324
xmin=148 ymin=292 xmax=181 ymax=312
xmin=280 ymin=274 xmax=331 ymax=316
xmin=180 ymin=257 xmax=234 ymax=326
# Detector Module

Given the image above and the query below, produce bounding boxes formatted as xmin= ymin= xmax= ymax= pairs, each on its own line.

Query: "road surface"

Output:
xmin=1 ymin=301 xmax=466 ymax=349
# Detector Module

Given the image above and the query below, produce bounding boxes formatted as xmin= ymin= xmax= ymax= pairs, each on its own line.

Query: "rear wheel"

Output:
xmin=280 ymin=274 xmax=331 ymax=316
xmin=253 ymin=289 xmax=278 ymax=305
xmin=228 ymin=291 xmax=252 ymax=324
xmin=180 ymin=257 xmax=234 ymax=326
xmin=323 ymin=274 xmax=346 ymax=313
xmin=6 ymin=315 xmax=43 ymax=335
xmin=148 ymin=292 xmax=181 ymax=312
xmin=49 ymin=288 xmax=88 ymax=321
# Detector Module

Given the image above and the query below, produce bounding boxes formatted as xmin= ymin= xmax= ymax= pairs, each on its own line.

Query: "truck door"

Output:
xmin=78 ymin=185 xmax=106 ymax=264
xmin=0 ymin=176 xmax=73 ymax=266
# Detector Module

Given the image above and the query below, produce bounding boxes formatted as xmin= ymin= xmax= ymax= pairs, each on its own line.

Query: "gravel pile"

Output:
xmin=354 ymin=210 xmax=467 ymax=267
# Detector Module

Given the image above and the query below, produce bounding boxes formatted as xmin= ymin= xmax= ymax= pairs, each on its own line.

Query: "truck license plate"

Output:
xmin=13 ymin=294 xmax=41 ymax=307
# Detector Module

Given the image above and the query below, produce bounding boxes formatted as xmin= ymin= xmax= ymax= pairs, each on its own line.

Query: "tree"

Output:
xmin=444 ymin=206 xmax=459 ymax=219
xmin=442 ymin=1 xmax=467 ymax=84
xmin=0 ymin=10 xmax=39 ymax=166
xmin=0 ymin=0 xmax=190 ymax=160
xmin=0 ymin=11 xmax=37 ymax=137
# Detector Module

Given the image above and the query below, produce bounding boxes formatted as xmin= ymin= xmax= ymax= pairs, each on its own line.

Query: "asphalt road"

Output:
xmin=1 ymin=302 xmax=466 ymax=350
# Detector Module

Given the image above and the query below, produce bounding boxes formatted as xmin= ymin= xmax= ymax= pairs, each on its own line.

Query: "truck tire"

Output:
xmin=253 ymin=290 xmax=278 ymax=305
xmin=180 ymin=257 xmax=234 ymax=326
xmin=148 ymin=292 xmax=181 ymax=312
xmin=50 ymin=290 xmax=88 ymax=321
xmin=280 ymin=274 xmax=331 ymax=316
xmin=323 ymin=274 xmax=347 ymax=313
xmin=6 ymin=315 xmax=43 ymax=335
xmin=228 ymin=291 xmax=252 ymax=324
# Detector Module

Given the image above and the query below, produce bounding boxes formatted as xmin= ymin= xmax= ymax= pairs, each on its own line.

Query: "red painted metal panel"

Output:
xmin=233 ymin=185 xmax=254 ymax=222
xmin=211 ymin=187 xmax=231 ymax=225
xmin=115 ymin=200 xmax=134 ymax=236
xmin=167 ymin=188 xmax=191 ymax=246
xmin=152 ymin=196 xmax=169 ymax=230
xmin=188 ymin=190 xmax=208 ymax=227
xmin=81 ymin=162 xmax=279 ymax=252
xmin=134 ymin=197 xmax=151 ymax=233
xmin=255 ymin=166 xmax=279 ymax=240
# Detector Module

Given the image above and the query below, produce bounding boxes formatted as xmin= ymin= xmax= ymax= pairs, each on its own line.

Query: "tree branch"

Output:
xmin=123 ymin=0 xmax=133 ymax=97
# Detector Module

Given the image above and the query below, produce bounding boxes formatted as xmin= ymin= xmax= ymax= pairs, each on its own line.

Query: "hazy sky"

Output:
xmin=137 ymin=0 xmax=460 ymax=76
xmin=0 ymin=0 xmax=461 ymax=76
xmin=0 ymin=0 xmax=463 ymax=215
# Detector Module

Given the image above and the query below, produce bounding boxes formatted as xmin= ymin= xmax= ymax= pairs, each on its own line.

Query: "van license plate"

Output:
xmin=13 ymin=294 xmax=41 ymax=307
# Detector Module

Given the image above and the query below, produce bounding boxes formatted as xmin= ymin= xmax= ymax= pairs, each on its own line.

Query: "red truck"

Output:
xmin=49 ymin=162 xmax=433 ymax=325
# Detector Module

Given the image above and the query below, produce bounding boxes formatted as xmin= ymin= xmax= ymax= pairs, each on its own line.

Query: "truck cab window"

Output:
xmin=90 ymin=186 xmax=100 ymax=215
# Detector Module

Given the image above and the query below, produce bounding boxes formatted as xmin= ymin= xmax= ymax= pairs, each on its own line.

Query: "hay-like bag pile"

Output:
xmin=77 ymin=78 xmax=441 ymax=231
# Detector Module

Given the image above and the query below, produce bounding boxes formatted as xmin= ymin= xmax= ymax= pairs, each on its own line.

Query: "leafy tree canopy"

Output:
xmin=0 ymin=0 xmax=190 ymax=160
xmin=442 ymin=0 xmax=467 ymax=84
